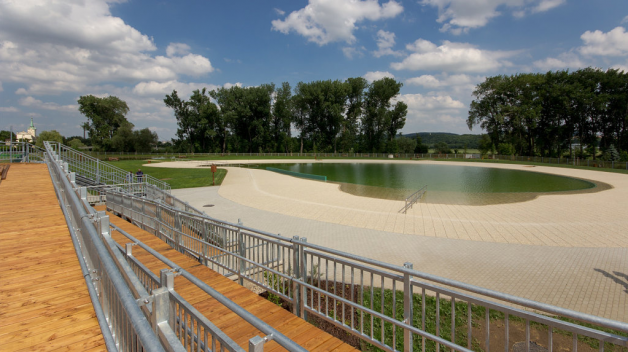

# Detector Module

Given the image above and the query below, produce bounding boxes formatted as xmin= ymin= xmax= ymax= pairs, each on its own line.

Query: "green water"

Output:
xmin=262 ymin=163 xmax=601 ymax=205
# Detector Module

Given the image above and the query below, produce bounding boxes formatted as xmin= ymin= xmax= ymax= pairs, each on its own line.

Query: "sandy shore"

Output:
xmin=152 ymin=159 xmax=628 ymax=247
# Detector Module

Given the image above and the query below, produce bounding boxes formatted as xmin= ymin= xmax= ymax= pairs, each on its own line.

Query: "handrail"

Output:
xmin=44 ymin=141 xmax=166 ymax=352
xmin=110 ymin=222 xmax=309 ymax=352
xmin=49 ymin=142 xmax=171 ymax=193
xmin=104 ymin=187 xmax=628 ymax=352
xmin=399 ymin=185 xmax=427 ymax=213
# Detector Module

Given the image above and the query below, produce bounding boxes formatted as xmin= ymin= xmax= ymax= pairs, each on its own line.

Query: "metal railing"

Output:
xmin=400 ymin=185 xmax=427 ymax=214
xmin=47 ymin=142 xmax=171 ymax=194
xmin=44 ymin=142 xmax=291 ymax=352
xmin=0 ymin=141 xmax=46 ymax=163
xmin=105 ymin=188 xmax=628 ymax=352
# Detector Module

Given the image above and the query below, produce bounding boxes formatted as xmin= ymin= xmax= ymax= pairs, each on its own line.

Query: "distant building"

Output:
xmin=16 ymin=118 xmax=37 ymax=142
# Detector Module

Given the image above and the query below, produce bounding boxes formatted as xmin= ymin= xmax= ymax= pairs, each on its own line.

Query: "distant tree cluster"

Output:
xmin=78 ymin=95 xmax=158 ymax=152
xmin=164 ymin=77 xmax=408 ymax=154
xmin=467 ymin=68 xmax=628 ymax=160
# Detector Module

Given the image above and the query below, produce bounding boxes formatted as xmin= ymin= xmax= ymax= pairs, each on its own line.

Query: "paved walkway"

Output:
xmin=159 ymin=160 xmax=628 ymax=322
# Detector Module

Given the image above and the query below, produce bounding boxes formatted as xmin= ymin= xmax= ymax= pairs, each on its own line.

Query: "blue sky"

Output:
xmin=1 ymin=0 xmax=627 ymax=141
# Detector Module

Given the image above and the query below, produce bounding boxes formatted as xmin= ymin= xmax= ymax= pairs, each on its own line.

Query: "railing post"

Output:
xmin=291 ymin=236 xmax=301 ymax=318
xmin=160 ymin=269 xmax=175 ymax=290
xmin=300 ymin=237 xmax=307 ymax=321
xmin=403 ymin=262 xmax=414 ymax=352
xmin=249 ymin=336 xmax=265 ymax=352
xmin=151 ymin=287 xmax=170 ymax=334
xmin=238 ymin=228 xmax=245 ymax=286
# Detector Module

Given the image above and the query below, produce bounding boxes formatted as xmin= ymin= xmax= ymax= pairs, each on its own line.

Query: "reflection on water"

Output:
xmin=262 ymin=163 xmax=610 ymax=206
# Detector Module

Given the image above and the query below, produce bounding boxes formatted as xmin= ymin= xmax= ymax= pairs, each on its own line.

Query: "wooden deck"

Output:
xmin=99 ymin=206 xmax=359 ymax=352
xmin=0 ymin=164 xmax=106 ymax=351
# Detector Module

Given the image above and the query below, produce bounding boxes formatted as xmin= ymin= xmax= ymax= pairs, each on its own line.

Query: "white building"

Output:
xmin=15 ymin=118 xmax=37 ymax=142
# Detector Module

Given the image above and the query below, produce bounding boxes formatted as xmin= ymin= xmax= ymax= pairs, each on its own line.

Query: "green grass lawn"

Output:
xmin=110 ymin=160 xmax=227 ymax=189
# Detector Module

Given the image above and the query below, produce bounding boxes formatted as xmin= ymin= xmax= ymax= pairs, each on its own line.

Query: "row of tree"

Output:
xmin=467 ymin=68 xmax=628 ymax=158
xmin=164 ymin=77 xmax=408 ymax=154
xmin=78 ymin=95 xmax=158 ymax=152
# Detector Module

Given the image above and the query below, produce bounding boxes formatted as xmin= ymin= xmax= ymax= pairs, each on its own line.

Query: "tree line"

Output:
xmin=164 ymin=77 xmax=408 ymax=154
xmin=467 ymin=68 xmax=628 ymax=159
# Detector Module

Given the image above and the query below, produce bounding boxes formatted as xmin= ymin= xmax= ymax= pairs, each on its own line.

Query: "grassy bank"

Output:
xmin=110 ymin=160 xmax=227 ymax=189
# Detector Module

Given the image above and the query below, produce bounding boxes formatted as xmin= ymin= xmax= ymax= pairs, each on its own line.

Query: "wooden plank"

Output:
xmin=0 ymin=164 xmax=105 ymax=351
xmin=105 ymin=208 xmax=358 ymax=351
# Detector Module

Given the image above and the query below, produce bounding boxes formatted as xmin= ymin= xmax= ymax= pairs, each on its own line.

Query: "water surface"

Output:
xmin=262 ymin=163 xmax=604 ymax=205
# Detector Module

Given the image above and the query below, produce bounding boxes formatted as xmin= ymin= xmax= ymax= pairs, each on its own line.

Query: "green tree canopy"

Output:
xmin=78 ymin=95 xmax=130 ymax=151
xmin=35 ymin=130 xmax=64 ymax=148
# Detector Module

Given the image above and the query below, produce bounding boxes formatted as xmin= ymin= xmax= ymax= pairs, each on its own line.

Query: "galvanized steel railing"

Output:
xmin=400 ymin=185 xmax=427 ymax=214
xmin=0 ymin=141 xmax=46 ymax=163
xmin=105 ymin=188 xmax=628 ymax=352
xmin=44 ymin=142 xmax=286 ymax=352
xmin=47 ymin=142 xmax=171 ymax=194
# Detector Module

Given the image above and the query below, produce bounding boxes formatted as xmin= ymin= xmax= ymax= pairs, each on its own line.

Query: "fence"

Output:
xmin=44 ymin=142 xmax=304 ymax=352
xmin=78 ymin=150 xmax=628 ymax=171
xmin=46 ymin=142 xmax=171 ymax=194
xmin=105 ymin=188 xmax=628 ymax=352
xmin=0 ymin=141 xmax=46 ymax=163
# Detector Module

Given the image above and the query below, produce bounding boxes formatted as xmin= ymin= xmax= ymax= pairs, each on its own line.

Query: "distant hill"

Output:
xmin=402 ymin=132 xmax=482 ymax=149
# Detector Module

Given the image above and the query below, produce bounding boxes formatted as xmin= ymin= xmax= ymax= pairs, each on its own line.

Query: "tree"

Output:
xmin=134 ymin=128 xmax=158 ymax=153
xmin=0 ymin=130 xmax=16 ymax=142
xmin=111 ymin=121 xmax=135 ymax=152
xmin=78 ymin=95 xmax=130 ymax=151
xmin=362 ymin=78 xmax=405 ymax=152
xmin=414 ymin=135 xmax=428 ymax=154
xmin=478 ymin=134 xmax=492 ymax=156
xmin=434 ymin=141 xmax=451 ymax=154
xmin=271 ymin=82 xmax=294 ymax=153
xmin=165 ymin=89 xmax=220 ymax=153
xmin=36 ymin=130 xmax=64 ymax=148
xmin=342 ymin=77 xmax=368 ymax=152
xmin=396 ymin=136 xmax=417 ymax=153
xmin=68 ymin=138 xmax=85 ymax=150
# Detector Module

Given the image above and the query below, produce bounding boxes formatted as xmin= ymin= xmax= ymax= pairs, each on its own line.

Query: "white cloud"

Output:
xmin=271 ymin=0 xmax=403 ymax=45
xmin=391 ymin=39 xmax=515 ymax=72
xmin=363 ymin=71 xmax=395 ymax=82
xmin=531 ymin=0 xmax=565 ymax=13
xmin=0 ymin=81 xmax=3 ymax=92
xmin=533 ymin=51 xmax=586 ymax=70
xmin=421 ymin=0 xmax=566 ymax=34
xmin=579 ymin=27 xmax=628 ymax=56
xmin=342 ymin=46 xmax=365 ymax=59
xmin=166 ymin=43 xmax=191 ymax=57
xmin=19 ymin=96 xmax=77 ymax=112
xmin=373 ymin=30 xmax=403 ymax=57
xmin=622 ymin=16 xmax=628 ymax=24
xmin=274 ymin=8 xmax=285 ymax=16
xmin=406 ymin=74 xmax=482 ymax=88
xmin=396 ymin=93 xmax=467 ymax=131
xmin=0 ymin=106 xmax=19 ymax=112
xmin=0 ymin=1 xmax=214 ymax=97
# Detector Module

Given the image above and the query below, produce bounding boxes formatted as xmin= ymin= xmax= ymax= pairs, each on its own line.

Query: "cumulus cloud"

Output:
xmin=533 ymin=51 xmax=586 ymax=70
xmin=622 ymin=16 xmax=628 ymax=24
xmin=579 ymin=27 xmax=628 ymax=56
xmin=421 ymin=0 xmax=566 ymax=34
xmin=342 ymin=46 xmax=365 ymax=59
xmin=391 ymin=39 xmax=515 ymax=72
xmin=363 ymin=71 xmax=395 ymax=82
xmin=0 ymin=0 xmax=214 ymax=97
xmin=166 ymin=43 xmax=191 ymax=57
xmin=373 ymin=30 xmax=403 ymax=57
xmin=395 ymin=93 xmax=467 ymax=130
xmin=0 ymin=106 xmax=19 ymax=112
xmin=19 ymin=96 xmax=77 ymax=112
xmin=271 ymin=0 xmax=403 ymax=45
xmin=406 ymin=74 xmax=483 ymax=88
